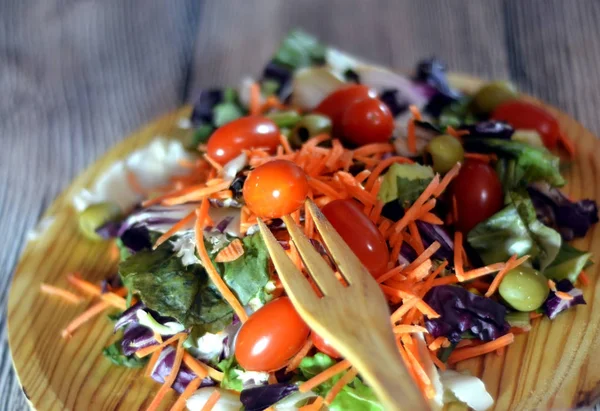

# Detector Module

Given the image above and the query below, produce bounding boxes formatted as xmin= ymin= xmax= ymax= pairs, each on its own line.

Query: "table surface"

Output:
xmin=3 ymin=0 xmax=600 ymax=409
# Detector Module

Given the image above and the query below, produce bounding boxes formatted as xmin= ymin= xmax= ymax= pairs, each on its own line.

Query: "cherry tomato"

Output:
xmin=314 ymin=85 xmax=377 ymax=135
xmin=341 ymin=98 xmax=394 ymax=146
xmin=450 ymin=160 xmax=504 ymax=233
xmin=321 ymin=199 xmax=389 ymax=277
xmin=311 ymin=332 xmax=341 ymax=359
xmin=235 ymin=297 xmax=310 ymax=372
xmin=243 ymin=160 xmax=309 ymax=219
xmin=206 ymin=116 xmax=280 ymax=165
xmin=491 ymin=101 xmax=560 ymax=149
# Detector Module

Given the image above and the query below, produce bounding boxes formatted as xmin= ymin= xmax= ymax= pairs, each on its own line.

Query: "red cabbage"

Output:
xmin=114 ymin=301 xmax=145 ymax=331
xmin=423 ymin=286 xmax=510 ymax=343
xmin=151 ymin=346 xmax=215 ymax=393
xmin=122 ymin=324 xmax=156 ymax=356
xmin=528 ymin=183 xmax=599 ymax=241
xmin=461 ymin=121 xmax=514 ymax=140
xmin=240 ymin=383 xmax=298 ymax=411
xmin=416 ymin=221 xmax=454 ymax=262
xmin=544 ymin=279 xmax=586 ymax=320
xmin=414 ymin=58 xmax=462 ymax=116
xmin=380 ymin=89 xmax=410 ymax=117
xmin=191 ymin=89 xmax=223 ymax=126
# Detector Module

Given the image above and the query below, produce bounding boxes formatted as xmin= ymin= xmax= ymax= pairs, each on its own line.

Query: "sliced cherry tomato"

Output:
xmin=450 ymin=160 xmax=504 ymax=233
xmin=206 ymin=116 xmax=280 ymax=164
xmin=491 ymin=100 xmax=560 ymax=149
xmin=314 ymin=85 xmax=377 ymax=135
xmin=235 ymin=297 xmax=310 ymax=372
xmin=341 ymin=98 xmax=394 ymax=146
xmin=243 ymin=160 xmax=309 ymax=219
xmin=311 ymin=332 xmax=341 ymax=359
xmin=321 ymin=199 xmax=389 ymax=277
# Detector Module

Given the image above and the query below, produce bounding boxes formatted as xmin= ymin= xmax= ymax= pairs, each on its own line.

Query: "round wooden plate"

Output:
xmin=8 ymin=74 xmax=600 ymax=410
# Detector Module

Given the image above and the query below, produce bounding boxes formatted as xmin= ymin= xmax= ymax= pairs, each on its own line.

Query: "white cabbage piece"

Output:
xmin=291 ymin=67 xmax=345 ymax=110
xmin=187 ymin=387 xmax=242 ymax=411
xmin=171 ymin=230 xmax=201 ymax=266
xmin=439 ymin=369 xmax=494 ymax=411
xmin=136 ymin=309 xmax=185 ymax=336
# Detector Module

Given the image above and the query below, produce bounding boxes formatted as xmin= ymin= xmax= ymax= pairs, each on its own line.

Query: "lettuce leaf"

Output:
xmin=543 ymin=243 xmax=592 ymax=282
xmin=464 ymin=138 xmax=565 ymax=187
xmin=272 ymin=30 xmax=326 ymax=70
xmin=119 ymin=233 xmax=270 ymax=331
xmin=378 ymin=163 xmax=434 ymax=206
xmin=467 ymin=190 xmax=561 ymax=270
xmin=216 ymin=356 xmax=243 ymax=392
xmin=298 ymin=354 xmax=383 ymax=411
xmin=103 ymin=341 xmax=147 ymax=368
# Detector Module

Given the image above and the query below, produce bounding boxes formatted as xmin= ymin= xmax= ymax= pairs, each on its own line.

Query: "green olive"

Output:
xmin=290 ymin=114 xmax=332 ymax=147
xmin=265 ymin=110 xmax=301 ymax=128
xmin=426 ymin=134 xmax=464 ymax=174
xmin=472 ymin=81 xmax=518 ymax=113
xmin=498 ymin=266 xmax=549 ymax=312
xmin=78 ymin=202 xmax=122 ymax=241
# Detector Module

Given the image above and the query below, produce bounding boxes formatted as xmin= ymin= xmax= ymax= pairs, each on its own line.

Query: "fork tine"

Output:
xmin=256 ymin=218 xmax=316 ymax=302
xmin=305 ymin=199 xmax=371 ymax=285
xmin=281 ymin=215 xmax=341 ymax=296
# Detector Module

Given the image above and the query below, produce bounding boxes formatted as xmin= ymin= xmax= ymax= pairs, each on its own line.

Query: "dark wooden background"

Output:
xmin=2 ymin=0 xmax=600 ymax=408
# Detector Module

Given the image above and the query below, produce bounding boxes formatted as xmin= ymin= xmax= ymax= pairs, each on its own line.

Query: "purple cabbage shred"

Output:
xmin=544 ymin=279 xmax=586 ymax=320
xmin=461 ymin=121 xmax=514 ymax=140
xmin=240 ymin=383 xmax=299 ymax=411
xmin=151 ymin=346 xmax=215 ymax=393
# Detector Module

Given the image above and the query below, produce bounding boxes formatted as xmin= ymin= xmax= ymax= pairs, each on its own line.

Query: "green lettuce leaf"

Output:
xmin=378 ymin=163 xmax=434 ymax=206
xmin=298 ymin=354 xmax=383 ymax=411
xmin=216 ymin=356 xmax=243 ymax=392
xmin=272 ymin=30 xmax=327 ymax=70
xmin=467 ymin=190 xmax=561 ymax=270
xmin=465 ymin=138 xmax=565 ymax=187
xmin=119 ymin=233 xmax=270 ymax=331
xmin=103 ymin=341 xmax=147 ymax=368
xmin=544 ymin=243 xmax=592 ymax=282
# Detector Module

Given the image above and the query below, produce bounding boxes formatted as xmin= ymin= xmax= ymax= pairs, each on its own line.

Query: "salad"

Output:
xmin=40 ymin=30 xmax=599 ymax=411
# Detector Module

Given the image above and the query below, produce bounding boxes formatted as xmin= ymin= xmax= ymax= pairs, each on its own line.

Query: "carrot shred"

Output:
xmin=153 ymin=210 xmax=197 ymax=249
xmin=548 ymin=279 xmax=557 ymax=292
xmin=66 ymin=273 xmax=102 ymax=295
xmin=454 ymin=232 xmax=465 ymax=281
xmin=428 ymin=336 xmax=449 ymax=351
xmin=530 ymin=312 xmax=543 ymax=319
xmin=447 ymin=333 xmax=515 ymax=365
xmin=364 ymin=156 xmax=413 ymax=191
xmin=162 ymin=181 xmax=232 ymax=206
xmin=390 ymin=298 xmax=419 ymax=324
xmin=556 ymin=291 xmax=574 ymax=301
xmin=308 ymin=177 xmax=344 ymax=199
xmin=146 ymin=349 xmax=161 ymax=377
xmin=405 ymin=242 xmax=440 ymax=275
xmin=354 ymin=169 xmax=371 ymax=184
xmin=100 ymin=291 xmax=127 ymax=310
xmin=353 ymin=142 xmax=395 ymax=157
xmin=429 ymin=350 xmax=447 ymax=370
xmin=433 ymin=162 xmax=461 ymax=198
xmin=390 ymin=175 xmax=440 ymax=234
xmin=408 ymin=221 xmax=425 ymax=254
xmin=299 ymin=396 xmax=324 ymax=411
xmin=408 ymin=260 xmax=433 ymax=282
xmin=459 ymin=263 xmax=505 ymax=282
xmin=485 ymin=255 xmax=529 ymax=297
xmin=279 ymin=134 xmax=294 ymax=155
xmin=135 ymin=333 xmax=188 ymax=358
xmin=203 ymin=154 xmax=223 ymax=172
xmin=170 ymin=376 xmax=204 ymax=411
xmin=324 ymin=367 xmax=358 ymax=405
xmin=445 ymin=125 xmax=469 ymax=139
xmin=215 ymin=239 xmax=245 ymax=263
xmin=200 ymin=389 xmax=221 ymax=411
xmin=286 ymin=339 xmax=314 ymax=373
xmin=393 ymin=325 xmax=428 ymax=334
xmin=249 ymin=83 xmax=261 ymax=116
xmin=183 ymin=352 xmax=221 ymax=380
xmin=61 ymin=301 xmax=111 ymax=338
xmin=40 ymin=284 xmax=82 ymax=304
xmin=299 ymin=359 xmax=351 ymax=393
xmin=195 ymin=200 xmax=248 ymax=322
xmin=579 ymin=271 xmax=590 ymax=286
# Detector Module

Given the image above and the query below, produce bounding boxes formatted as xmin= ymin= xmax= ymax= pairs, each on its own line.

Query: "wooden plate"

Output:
xmin=8 ymin=75 xmax=600 ymax=410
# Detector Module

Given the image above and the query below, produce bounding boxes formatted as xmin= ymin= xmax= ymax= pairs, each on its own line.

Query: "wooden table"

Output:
xmin=2 ymin=0 xmax=600 ymax=408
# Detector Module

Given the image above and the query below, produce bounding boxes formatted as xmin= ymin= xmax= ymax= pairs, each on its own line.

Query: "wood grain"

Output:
xmin=6 ymin=74 xmax=600 ymax=410
xmin=4 ymin=0 xmax=600 ymax=409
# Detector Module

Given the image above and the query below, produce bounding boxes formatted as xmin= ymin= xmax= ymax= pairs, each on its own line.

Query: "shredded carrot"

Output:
xmin=126 ymin=170 xmax=145 ymax=194
xmin=170 ymin=376 xmax=205 ymax=411
xmin=580 ymin=271 xmax=590 ymax=286
xmin=485 ymin=255 xmax=529 ymax=297
xmin=418 ymin=212 xmax=444 ymax=225
xmin=548 ymin=279 xmax=557 ymax=292
xmin=390 ymin=298 xmax=419 ymax=323
xmin=364 ymin=156 xmax=413 ymax=191
xmin=428 ymin=336 xmax=450 ymax=351
xmin=109 ymin=242 xmax=120 ymax=261
xmin=454 ymin=231 xmax=465 ymax=281
xmin=100 ymin=291 xmax=127 ymax=310
xmin=61 ymin=301 xmax=111 ymax=338
xmin=390 ymin=175 xmax=440 ymax=234
xmin=162 ymin=181 xmax=232 ymax=206
xmin=354 ymin=169 xmax=371 ymax=184
xmin=142 ymin=184 xmax=206 ymax=207
xmin=393 ymin=325 xmax=428 ymax=334
xmin=249 ymin=83 xmax=261 ymax=116
xmin=40 ymin=284 xmax=82 ymax=304
xmin=182 ymin=352 xmax=221 ymax=380
xmin=459 ymin=263 xmax=505 ymax=282
xmin=286 ymin=339 xmax=314 ymax=373
xmin=447 ymin=333 xmax=515 ymax=365
xmin=530 ymin=312 xmax=543 ymax=319
xmin=353 ymin=142 xmax=395 ymax=157
xmin=299 ymin=396 xmax=324 ymax=411
xmin=408 ymin=221 xmax=425 ymax=254
xmin=446 ymin=125 xmax=469 ymax=139
xmin=429 ymin=350 xmax=447 ymax=370
xmin=203 ymin=154 xmax=223 ymax=172
xmin=195 ymin=200 xmax=248 ymax=322
xmin=146 ymin=349 xmax=161 ymax=377
xmin=464 ymin=153 xmax=498 ymax=163
xmin=556 ymin=291 xmax=574 ymax=301
xmin=324 ymin=367 xmax=358 ymax=404
xmin=405 ymin=242 xmax=440 ymax=275
xmin=408 ymin=259 xmax=433 ymax=282
xmin=66 ymin=273 xmax=102 ymax=295
xmin=558 ymin=131 xmax=576 ymax=158
xmin=308 ymin=177 xmax=344 ymax=200
xmin=135 ymin=332 xmax=188 ymax=358
xmin=431 ymin=275 xmax=458 ymax=286
xmin=215 ymin=239 xmax=244 ymax=263
xmin=147 ymin=338 xmax=186 ymax=411
xmin=433 ymin=163 xmax=461 ymax=198
xmin=200 ymin=389 xmax=221 ymax=411
xmin=299 ymin=359 xmax=351 ymax=393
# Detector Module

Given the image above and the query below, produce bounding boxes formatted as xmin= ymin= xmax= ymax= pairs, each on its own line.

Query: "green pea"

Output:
xmin=426 ymin=134 xmax=464 ymax=174
xmin=472 ymin=81 xmax=518 ymax=113
xmin=266 ymin=110 xmax=302 ymax=128
xmin=499 ymin=266 xmax=549 ymax=312
xmin=78 ymin=202 xmax=122 ymax=241
xmin=290 ymin=114 xmax=332 ymax=147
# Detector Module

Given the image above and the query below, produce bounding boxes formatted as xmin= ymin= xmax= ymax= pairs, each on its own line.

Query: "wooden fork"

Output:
xmin=257 ymin=199 xmax=429 ymax=411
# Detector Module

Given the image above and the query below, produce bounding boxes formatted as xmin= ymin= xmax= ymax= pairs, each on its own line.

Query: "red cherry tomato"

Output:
xmin=243 ymin=160 xmax=309 ymax=219
xmin=314 ymin=85 xmax=377 ymax=135
xmin=491 ymin=101 xmax=560 ymax=149
xmin=321 ymin=199 xmax=389 ymax=277
xmin=451 ymin=160 xmax=504 ymax=233
xmin=206 ymin=116 xmax=280 ymax=165
xmin=341 ymin=98 xmax=394 ymax=146
xmin=311 ymin=332 xmax=341 ymax=359
xmin=235 ymin=297 xmax=310 ymax=372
